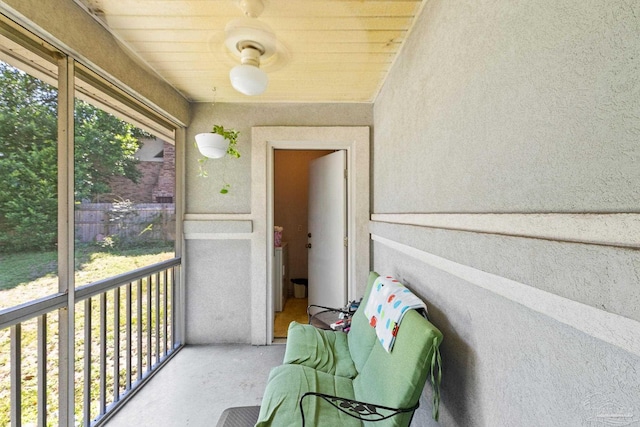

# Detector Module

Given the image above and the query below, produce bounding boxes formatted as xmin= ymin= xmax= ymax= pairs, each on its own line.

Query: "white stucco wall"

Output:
xmin=373 ymin=1 xmax=640 ymax=425
xmin=185 ymin=103 xmax=372 ymax=344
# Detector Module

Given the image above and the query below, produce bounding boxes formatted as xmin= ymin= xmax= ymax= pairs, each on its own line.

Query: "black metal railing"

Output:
xmin=0 ymin=257 xmax=182 ymax=426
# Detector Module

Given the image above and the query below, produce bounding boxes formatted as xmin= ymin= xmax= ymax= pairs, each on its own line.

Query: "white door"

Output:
xmin=307 ymin=150 xmax=347 ymax=309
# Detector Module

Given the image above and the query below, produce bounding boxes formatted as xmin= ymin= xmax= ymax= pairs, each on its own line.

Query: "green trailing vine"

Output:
xmin=196 ymin=125 xmax=240 ymax=193
xmin=212 ymin=124 xmax=240 ymax=158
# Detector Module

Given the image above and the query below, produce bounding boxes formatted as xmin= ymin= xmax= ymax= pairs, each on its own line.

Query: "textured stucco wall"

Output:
xmin=187 ymin=102 xmax=372 ymax=213
xmin=375 ymin=0 xmax=639 ymax=214
xmin=185 ymin=103 xmax=372 ymax=343
xmin=185 ymin=239 xmax=252 ymax=343
xmin=373 ymin=1 xmax=640 ymax=425
xmin=373 ymin=242 xmax=640 ymax=427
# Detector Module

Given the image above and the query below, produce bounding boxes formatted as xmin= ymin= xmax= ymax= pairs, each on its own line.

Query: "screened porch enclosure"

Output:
xmin=0 ymin=14 xmax=183 ymax=426
xmin=1 ymin=0 xmax=639 ymax=426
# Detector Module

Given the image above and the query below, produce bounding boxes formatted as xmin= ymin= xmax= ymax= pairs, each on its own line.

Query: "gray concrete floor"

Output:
xmin=103 ymin=344 xmax=286 ymax=427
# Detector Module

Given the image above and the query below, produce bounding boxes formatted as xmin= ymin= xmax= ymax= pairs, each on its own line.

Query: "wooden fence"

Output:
xmin=75 ymin=203 xmax=175 ymax=243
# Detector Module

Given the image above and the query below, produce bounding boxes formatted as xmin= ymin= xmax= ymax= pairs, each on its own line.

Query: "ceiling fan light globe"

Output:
xmin=230 ymin=64 xmax=268 ymax=96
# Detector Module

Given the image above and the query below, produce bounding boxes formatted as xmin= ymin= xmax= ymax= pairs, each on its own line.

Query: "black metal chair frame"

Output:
xmin=299 ymin=392 xmax=418 ymax=427
xmin=307 ymin=304 xmax=356 ymax=330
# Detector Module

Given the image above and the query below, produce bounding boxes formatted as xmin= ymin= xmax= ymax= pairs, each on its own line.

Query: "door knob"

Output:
xmin=306 ymin=243 xmax=312 ymax=249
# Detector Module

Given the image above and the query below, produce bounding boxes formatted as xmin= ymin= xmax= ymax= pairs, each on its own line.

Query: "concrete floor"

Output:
xmin=103 ymin=344 xmax=286 ymax=427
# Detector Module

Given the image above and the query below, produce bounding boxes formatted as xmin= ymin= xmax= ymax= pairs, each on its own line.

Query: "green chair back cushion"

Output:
xmin=352 ymin=309 xmax=443 ymax=427
xmin=347 ymin=271 xmax=379 ymax=372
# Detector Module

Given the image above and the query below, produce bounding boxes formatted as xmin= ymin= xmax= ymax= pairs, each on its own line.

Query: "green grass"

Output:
xmin=0 ymin=243 xmax=174 ymax=310
xmin=0 ymin=245 xmax=175 ymax=426
xmin=0 ymin=251 xmax=57 ymax=291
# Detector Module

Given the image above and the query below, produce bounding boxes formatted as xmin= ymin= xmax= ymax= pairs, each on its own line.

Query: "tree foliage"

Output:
xmin=0 ymin=61 xmax=145 ymax=252
xmin=74 ymin=99 xmax=143 ymax=201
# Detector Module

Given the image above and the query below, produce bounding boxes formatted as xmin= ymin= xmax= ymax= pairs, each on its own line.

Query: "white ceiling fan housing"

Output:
xmin=224 ymin=17 xmax=277 ymax=96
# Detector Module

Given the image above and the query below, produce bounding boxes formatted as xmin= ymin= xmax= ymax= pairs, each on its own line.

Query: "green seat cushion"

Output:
xmin=255 ymin=364 xmax=361 ymax=427
xmin=283 ymin=321 xmax=358 ymax=378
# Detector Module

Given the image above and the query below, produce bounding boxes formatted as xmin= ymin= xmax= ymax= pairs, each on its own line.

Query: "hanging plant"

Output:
xmin=212 ymin=124 xmax=240 ymax=158
xmin=195 ymin=125 xmax=240 ymax=193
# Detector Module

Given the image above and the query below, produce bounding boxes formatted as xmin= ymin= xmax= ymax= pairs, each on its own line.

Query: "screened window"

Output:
xmin=0 ymin=47 xmax=59 ymax=311
xmin=0 ymin=15 xmax=180 ymax=427
xmin=72 ymin=95 xmax=176 ymax=286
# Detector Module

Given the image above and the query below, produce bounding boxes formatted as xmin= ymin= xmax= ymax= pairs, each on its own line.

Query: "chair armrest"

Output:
xmin=307 ymin=304 xmax=351 ymax=329
xmin=307 ymin=304 xmax=349 ymax=317
xmin=299 ymin=392 xmax=419 ymax=426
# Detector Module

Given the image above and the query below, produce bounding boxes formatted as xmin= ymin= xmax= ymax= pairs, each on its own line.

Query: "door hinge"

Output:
xmin=344 ymin=237 xmax=348 ymax=247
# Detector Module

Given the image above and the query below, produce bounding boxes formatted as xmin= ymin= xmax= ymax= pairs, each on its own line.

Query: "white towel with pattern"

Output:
xmin=364 ymin=275 xmax=427 ymax=352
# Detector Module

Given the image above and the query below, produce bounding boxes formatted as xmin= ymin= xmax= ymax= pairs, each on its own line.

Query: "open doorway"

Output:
xmin=251 ymin=126 xmax=369 ymax=346
xmin=272 ymin=149 xmax=334 ymax=339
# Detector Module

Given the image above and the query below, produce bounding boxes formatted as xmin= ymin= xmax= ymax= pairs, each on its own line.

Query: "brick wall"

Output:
xmin=152 ymin=142 xmax=175 ymax=202
xmin=107 ymin=141 xmax=175 ymax=203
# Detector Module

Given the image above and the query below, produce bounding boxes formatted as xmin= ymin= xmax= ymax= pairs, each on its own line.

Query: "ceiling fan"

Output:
xmin=224 ymin=0 xmax=285 ymax=96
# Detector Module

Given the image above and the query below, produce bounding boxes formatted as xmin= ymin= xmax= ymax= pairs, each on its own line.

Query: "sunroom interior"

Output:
xmin=0 ymin=0 xmax=638 ymax=426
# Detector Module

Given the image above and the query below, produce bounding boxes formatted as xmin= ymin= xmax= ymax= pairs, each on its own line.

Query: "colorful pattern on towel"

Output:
xmin=363 ymin=275 xmax=427 ymax=352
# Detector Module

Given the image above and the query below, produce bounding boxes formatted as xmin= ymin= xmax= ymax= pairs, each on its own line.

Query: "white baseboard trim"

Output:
xmin=184 ymin=214 xmax=252 ymax=221
xmin=371 ymin=233 xmax=640 ymax=357
xmin=183 ymin=217 xmax=253 ymax=240
xmin=371 ymin=213 xmax=640 ymax=248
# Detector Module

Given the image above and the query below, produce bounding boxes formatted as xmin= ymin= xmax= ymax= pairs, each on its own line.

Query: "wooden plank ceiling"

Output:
xmin=76 ymin=0 xmax=423 ymax=103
